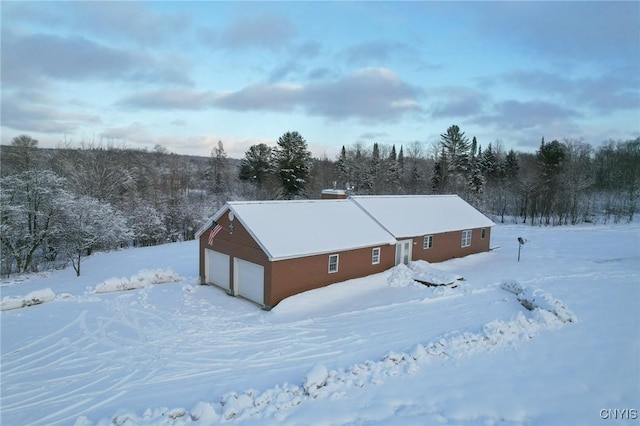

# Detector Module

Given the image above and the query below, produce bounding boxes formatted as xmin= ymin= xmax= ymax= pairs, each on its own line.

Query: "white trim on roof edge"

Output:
xmin=196 ymin=195 xmax=493 ymax=261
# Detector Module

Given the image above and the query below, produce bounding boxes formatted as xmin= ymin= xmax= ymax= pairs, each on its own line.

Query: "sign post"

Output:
xmin=517 ymin=237 xmax=528 ymax=262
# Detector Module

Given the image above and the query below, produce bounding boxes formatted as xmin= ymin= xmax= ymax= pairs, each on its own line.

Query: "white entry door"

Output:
xmin=234 ymin=258 xmax=265 ymax=305
xmin=395 ymin=240 xmax=412 ymax=265
xmin=205 ymin=249 xmax=230 ymax=290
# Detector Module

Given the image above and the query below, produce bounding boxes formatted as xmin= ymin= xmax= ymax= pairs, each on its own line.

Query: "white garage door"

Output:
xmin=235 ymin=258 xmax=264 ymax=305
xmin=205 ymin=249 xmax=230 ymax=290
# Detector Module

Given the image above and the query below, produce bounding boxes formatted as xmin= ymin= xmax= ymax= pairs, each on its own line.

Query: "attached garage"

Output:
xmin=234 ymin=258 xmax=264 ymax=305
xmin=196 ymin=196 xmax=494 ymax=309
xmin=196 ymin=199 xmax=398 ymax=309
xmin=204 ymin=249 xmax=230 ymax=290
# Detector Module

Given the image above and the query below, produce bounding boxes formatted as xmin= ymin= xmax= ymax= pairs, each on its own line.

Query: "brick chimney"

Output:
xmin=321 ymin=189 xmax=348 ymax=199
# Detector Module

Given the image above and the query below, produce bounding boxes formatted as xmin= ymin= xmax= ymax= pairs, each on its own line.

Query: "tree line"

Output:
xmin=1 ymin=136 xmax=232 ymax=276
xmin=2 ymin=128 xmax=638 ymax=277
xmin=237 ymin=126 xmax=638 ymax=227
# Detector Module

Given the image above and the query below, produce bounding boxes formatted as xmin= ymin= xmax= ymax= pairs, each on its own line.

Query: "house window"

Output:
xmin=328 ymin=254 xmax=339 ymax=273
xmin=461 ymin=230 xmax=472 ymax=248
xmin=372 ymin=247 xmax=380 ymax=265
xmin=481 ymin=228 xmax=486 ymax=239
xmin=423 ymin=235 xmax=433 ymax=249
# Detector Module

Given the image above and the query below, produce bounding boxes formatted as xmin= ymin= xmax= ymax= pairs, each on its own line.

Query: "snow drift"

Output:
xmin=1 ymin=288 xmax=56 ymax=311
xmin=94 ymin=269 xmax=181 ymax=294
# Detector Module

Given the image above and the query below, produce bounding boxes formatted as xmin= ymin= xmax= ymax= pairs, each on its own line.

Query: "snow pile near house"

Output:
xmin=408 ymin=260 xmax=463 ymax=285
xmin=501 ymin=280 xmax=577 ymax=323
xmin=95 ymin=284 xmax=574 ymax=425
xmin=94 ymin=269 xmax=181 ymax=294
xmin=0 ymin=288 xmax=56 ymax=311
xmin=387 ymin=261 xmax=462 ymax=287
xmin=387 ymin=263 xmax=418 ymax=287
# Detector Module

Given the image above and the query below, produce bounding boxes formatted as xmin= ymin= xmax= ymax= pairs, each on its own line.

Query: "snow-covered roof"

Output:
xmin=208 ymin=200 xmax=397 ymax=261
xmin=351 ymin=195 xmax=495 ymax=238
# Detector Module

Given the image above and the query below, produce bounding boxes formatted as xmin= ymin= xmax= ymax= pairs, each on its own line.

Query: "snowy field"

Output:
xmin=1 ymin=223 xmax=638 ymax=425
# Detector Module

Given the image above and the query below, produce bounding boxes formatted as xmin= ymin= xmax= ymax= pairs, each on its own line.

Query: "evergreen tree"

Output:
xmin=480 ymin=143 xmax=498 ymax=179
xmin=368 ymin=143 xmax=382 ymax=194
xmin=431 ymin=146 xmax=448 ymax=194
xmin=467 ymin=137 xmax=483 ymax=194
xmin=239 ymin=143 xmax=272 ymax=188
xmin=336 ymin=145 xmax=350 ymax=188
xmin=441 ymin=125 xmax=470 ymax=174
xmin=386 ymin=145 xmax=400 ymax=193
xmin=535 ymin=139 xmax=567 ymax=224
xmin=470 ymin=137 xmax=478 ymax=161
xmin=397 ymin=145 xmax=405 ymax=185
xmin=351 ymin=144 xmax=366 ymax=193
xmin=272 ymin=131 xmax=312 ymax=199
xmin=504 ymin=149 xmax=520 ymax=179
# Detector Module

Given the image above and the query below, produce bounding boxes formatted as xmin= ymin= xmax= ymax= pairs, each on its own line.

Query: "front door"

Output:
xmin=395 ymin=240 xmax=412 ymax=265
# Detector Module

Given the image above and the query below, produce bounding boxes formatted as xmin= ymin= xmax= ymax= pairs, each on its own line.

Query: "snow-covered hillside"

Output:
xmin=1 ymin=224 xmax=638 ymax=425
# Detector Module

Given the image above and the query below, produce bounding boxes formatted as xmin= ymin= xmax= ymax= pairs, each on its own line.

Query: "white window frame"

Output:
xmin=481 ymin=228 xmax=486 ymax=239
xmin=328 ymin=254 xmax=339 ymax=273
xmin=372 ymin=247 xmax=380 ymax=265
xmin=461 ymin=230 xmax=472 ymax=248
xmin=423 ymin=235 xmax=433 ymax=249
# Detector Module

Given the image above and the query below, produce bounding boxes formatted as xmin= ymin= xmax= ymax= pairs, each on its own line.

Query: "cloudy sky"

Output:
xmin=2 ymin=1 xmax=639 ymax=159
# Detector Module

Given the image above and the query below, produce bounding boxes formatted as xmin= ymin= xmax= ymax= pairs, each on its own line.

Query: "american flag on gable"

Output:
xmin=208 ymin=222 xmax=223 ymax=245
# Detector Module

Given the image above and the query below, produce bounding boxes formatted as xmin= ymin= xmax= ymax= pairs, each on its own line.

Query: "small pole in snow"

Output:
xmin=517 ymin=237 xmax=527 ymax=262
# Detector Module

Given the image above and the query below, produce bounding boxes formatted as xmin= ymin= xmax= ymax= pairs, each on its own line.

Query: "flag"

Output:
xmin=208 ymin=223 xmax=223 ymax=245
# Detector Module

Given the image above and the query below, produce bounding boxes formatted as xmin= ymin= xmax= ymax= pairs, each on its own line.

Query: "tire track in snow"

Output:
xmin=1 ymin=283 xmax=519 ymax=425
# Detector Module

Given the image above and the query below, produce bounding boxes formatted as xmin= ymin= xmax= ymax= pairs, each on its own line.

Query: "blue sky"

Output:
xmin=2 ymin=1 xmax=639 ymax=159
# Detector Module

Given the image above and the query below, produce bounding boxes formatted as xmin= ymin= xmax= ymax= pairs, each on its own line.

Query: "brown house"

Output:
xmin=350 ymin=195 xmax=494 ymax=264
xmin=196 ymin=195 xmax=494 ymax=309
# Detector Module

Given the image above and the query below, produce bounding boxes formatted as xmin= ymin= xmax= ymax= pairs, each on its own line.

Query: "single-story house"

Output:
xmin=196 ymin=195 xmax=494 ymax=309
xmin=350 ymin=195 xmax=494 ymax=263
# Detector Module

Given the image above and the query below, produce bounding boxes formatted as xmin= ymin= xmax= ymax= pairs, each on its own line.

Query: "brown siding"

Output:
xmin=199 ymin=207 xmax=492 ymax=309
xmin=410 ymin=227 xmax=491 ymax=263
xmin=199 ymin=209 xmax=270 ymax=302
xmin=267 ymin=244 xmax=395 ymax=308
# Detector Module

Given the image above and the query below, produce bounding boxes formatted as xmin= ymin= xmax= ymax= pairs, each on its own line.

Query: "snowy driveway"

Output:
xmin=1 ymin=271 xmax=520 ymax=425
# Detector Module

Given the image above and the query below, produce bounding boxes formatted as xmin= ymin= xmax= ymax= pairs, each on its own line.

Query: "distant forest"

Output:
xmin=1 ymin=128 xmax=638 ymax=277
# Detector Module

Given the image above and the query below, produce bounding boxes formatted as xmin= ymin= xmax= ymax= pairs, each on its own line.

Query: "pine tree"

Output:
xmin=239 ymin=143 xmax=272 ymax=188
xmin=469 ymin=161 xmax=485 ymax=194
xmin=480 ymin=143 xmax=498 ymax=179
xmin=441 ymin=125 xmax=470 ymax=174
xmin=272 ymin=131 xmax=313 ymax=199
xmin=470 ymin=137 xmax=478 ymax=161
xmin=336 ymin=145 xmax=350 ymax=188
xmin=397 ymin=145 xmax=405 ymax=186
xmin=467 ymin=137 xmax=484 ymax=194
xmin=431 ymin=146 xmax=448 ymax=194
xmin=386 ymin=145 xmax=400 ymax=193
xmin=504 ymin=149 xmax=519 ymax=179
xmin=368 ymin=143 xmax=381 ymax=194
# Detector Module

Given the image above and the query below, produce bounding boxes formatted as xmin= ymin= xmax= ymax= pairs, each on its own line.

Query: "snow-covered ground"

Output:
xmin=1 ymin=223 xmax=638 ymax=425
